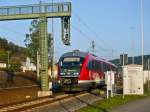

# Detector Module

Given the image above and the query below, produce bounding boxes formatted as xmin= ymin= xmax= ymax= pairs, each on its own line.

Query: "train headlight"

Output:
xmin=67 ymin=72 xmax=71 ymax=75
xmin=60 ymin=72 xmax=65 ymax=75
xmin=73 ymin=72 xmax=79 ymax=75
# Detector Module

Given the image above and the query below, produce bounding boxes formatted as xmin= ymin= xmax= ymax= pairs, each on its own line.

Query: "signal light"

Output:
xmin=61 ymin=17 xmax=71 ymax=46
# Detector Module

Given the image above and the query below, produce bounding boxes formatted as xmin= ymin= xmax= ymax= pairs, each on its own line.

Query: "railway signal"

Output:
xmin=61 ymin=17 xmax=71 ymax=46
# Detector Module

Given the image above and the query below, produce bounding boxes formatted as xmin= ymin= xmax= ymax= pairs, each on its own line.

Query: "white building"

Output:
xmin=21 ymin=57 xmax=36 ymax=72
xmin=0 ymin=62 xmax=6 ymax=68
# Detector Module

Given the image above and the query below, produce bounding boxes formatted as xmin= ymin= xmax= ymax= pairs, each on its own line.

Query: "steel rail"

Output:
xmin=0 ymin=91 xmax=87 ymax=112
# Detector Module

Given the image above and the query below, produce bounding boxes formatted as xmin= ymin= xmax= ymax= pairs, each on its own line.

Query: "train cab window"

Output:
xmin=60 ymin=57 xmax=85 ymax=68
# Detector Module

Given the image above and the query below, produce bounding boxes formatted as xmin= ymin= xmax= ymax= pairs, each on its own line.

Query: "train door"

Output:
xmin=91 ymin=60 xmax=101 ymax=83
xmin=100 ymin=62 xmax=106 ymax=86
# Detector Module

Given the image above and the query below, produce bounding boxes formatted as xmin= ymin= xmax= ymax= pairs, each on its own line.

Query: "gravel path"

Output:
xmin=28 ymin=91 xmax=103 ymax=112
xmin=111 ymin=97 xmax=150 ymax=112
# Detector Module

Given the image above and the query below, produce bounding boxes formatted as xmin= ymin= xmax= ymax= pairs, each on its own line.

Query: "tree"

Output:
xmin=9 ymin=60 xmax=21 ymax=72
xmin=24 ymin=19 xmax=40 ymax=62
xmin=0 ymin=37 xmax=8 ymax=50
xmin=0 ymin=48 xmax=7 ymax=62
xmin=24 ymin=19 xmax=52 ymax=63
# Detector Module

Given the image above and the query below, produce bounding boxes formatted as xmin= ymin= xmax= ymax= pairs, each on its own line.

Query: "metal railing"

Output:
xmin=0 ymin=2 xmax=71 ymax=16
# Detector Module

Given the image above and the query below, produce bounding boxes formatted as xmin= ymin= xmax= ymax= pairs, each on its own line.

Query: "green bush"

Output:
xmin=0 ymin=49 xmax=7 ymax=62
xmin=9 ymin=61 xmax=21 ymax=72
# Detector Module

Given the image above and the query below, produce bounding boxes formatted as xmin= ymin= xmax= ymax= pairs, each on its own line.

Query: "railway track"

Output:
xmin=28 ymin=90 xmax=104 ymax=112
xmin=0 ymin=91 xmax=103 ymax=112
xmin=0 ymin=91 xmax=87 ymax=112
xmin=0 ymin=85 xmax=38 ymax=91
xmin=0 ymin=84 xmax=40 ymax=106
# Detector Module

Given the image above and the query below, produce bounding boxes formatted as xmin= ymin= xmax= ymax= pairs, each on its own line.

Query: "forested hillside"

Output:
xmin=0 ymin=37 xmax=28 ymax=62
xmin=0 ymin=37 xmax=29 ymax=71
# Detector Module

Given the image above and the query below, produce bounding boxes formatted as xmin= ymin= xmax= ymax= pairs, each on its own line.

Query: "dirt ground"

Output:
xmin=0 ymin=86 xmax=40 ymax=107
xmin=0 ymin=71 xmax=40 ymax=107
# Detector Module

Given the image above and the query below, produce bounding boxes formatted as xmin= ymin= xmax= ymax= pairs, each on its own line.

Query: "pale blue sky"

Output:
xmin=0 ymin=0 xmax=149 ymax=60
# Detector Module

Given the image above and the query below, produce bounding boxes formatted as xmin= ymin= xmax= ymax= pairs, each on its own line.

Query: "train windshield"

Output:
xmin=60 ymin=57 xmax=85 ymax=68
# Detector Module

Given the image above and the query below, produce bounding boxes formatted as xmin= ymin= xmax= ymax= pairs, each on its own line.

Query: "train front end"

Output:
xmin=58 ymin=51 xmax=86 ymax=91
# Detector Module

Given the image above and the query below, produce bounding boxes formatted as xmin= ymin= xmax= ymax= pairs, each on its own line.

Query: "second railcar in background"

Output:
xmin=58 ymin=50 xmax=117 ymax=91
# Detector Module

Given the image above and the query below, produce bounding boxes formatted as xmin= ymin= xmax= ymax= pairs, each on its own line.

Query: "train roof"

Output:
xmin=60 ymin=50 xmax=88 ymax=58
xmin=60 ymin=50 xmax=117 ymax=68
xmin=89 ymin=54 xmax=117 ymax=68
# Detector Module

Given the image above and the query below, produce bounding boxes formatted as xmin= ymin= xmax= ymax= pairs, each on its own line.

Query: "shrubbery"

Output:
xmin=8 ymin=61 xmax=21 ymax=72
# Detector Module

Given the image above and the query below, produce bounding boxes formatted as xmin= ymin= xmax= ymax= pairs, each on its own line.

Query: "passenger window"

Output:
xmin=88 ymin=60 xmax=103 ymax=72
xmin=103 ymin=64 xmax=111 ymax=72
xmin=87 ymin=60 xmax=92 ymax=69
xmin=92 ymin=60 xmax=100 ymax=71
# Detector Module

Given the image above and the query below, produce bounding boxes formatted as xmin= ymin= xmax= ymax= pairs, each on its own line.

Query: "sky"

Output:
xmin=0 ymin=0 xmax=150 ymax=60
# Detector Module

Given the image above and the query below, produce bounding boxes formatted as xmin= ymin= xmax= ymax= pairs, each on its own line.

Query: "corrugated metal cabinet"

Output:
xmin=123 ymin=65 xmax=143 ymax=95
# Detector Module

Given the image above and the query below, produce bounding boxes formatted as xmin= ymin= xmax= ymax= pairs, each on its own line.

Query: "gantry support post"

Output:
xmin=39 ymin=15 xmax=49 ymax=91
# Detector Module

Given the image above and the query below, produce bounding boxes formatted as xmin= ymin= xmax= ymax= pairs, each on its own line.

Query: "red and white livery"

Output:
xmin=58 ymin=50 xmax=117 ymax=91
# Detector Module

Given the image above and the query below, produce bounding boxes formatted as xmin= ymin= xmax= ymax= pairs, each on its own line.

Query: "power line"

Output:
xmin=71 ymin=24 xmax=112 ymax=52
xmin=73 ymin=12 xmax=113 ymax=51
xmin=71 ymin=25 xmax=119 ymax=60
xmin=71 ymin=25 xmax=91 ymax=40
xmin=72 ymin=13 xmax=119 ymax=60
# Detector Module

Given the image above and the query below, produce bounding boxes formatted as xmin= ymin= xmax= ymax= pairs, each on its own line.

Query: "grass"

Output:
xmin=76 ymin=95 xmax=147 ymax=112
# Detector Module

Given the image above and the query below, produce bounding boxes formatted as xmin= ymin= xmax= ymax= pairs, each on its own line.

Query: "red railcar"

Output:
xmin=58 ymin=50 xmax=117 ymax=91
